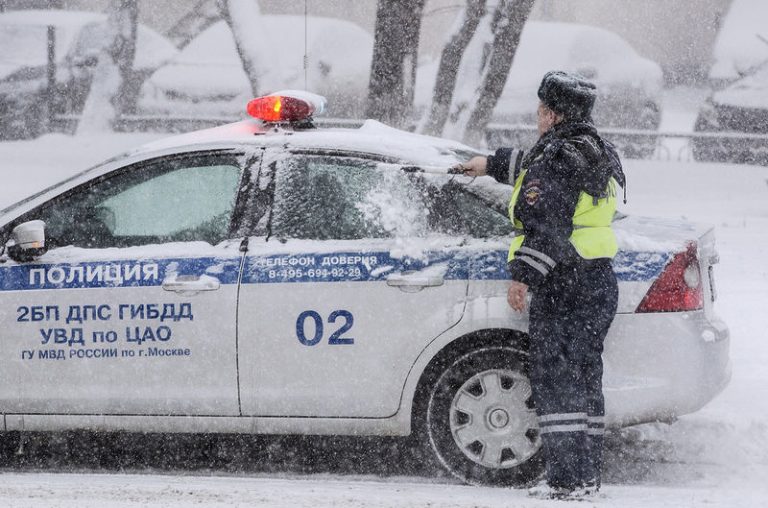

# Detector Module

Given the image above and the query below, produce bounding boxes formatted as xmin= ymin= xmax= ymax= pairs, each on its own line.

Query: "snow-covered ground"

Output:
xmin=0 ymin=117 xmax=766 ymax=506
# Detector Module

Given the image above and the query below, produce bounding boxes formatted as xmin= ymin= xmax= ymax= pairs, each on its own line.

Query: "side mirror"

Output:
xmin=7 ymin=220 xmax=47 ymax=263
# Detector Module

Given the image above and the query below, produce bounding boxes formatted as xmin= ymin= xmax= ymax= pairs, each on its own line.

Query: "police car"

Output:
xmin=0 ymin=91 xmax=730 ymax=486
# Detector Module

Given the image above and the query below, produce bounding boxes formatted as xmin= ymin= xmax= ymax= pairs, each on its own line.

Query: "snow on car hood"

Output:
xmin=712 ymin=65 xmax=768 ymax=109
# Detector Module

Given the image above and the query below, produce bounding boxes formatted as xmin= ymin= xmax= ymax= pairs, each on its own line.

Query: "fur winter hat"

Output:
xmin=537 ymin=70 xmax=596 ymax=120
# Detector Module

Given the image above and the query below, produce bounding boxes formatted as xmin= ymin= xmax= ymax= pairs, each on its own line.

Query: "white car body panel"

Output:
xmin=238 ymin=238 xmax=468 ymax=418
xmin=0 ymin=244 xmax=243 ymax=416
xmin=0 ymin=119 xmax=730 ymax=439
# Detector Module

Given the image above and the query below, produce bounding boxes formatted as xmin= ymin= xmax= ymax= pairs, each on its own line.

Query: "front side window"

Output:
xmin=270 ymin=155 xmax=513 ymax=241
xmin=35 ymin=156 xmax=242 ymax=249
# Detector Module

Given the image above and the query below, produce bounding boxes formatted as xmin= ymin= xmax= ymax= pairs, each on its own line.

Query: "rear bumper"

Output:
xmin=603 ymin=310 xmax=731 ymax=427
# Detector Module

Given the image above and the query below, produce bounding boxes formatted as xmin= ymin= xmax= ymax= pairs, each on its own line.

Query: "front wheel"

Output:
xmin=423 ymin=347 xmax=544 ymax=486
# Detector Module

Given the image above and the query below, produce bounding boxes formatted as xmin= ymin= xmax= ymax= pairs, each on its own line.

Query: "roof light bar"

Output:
xmin=246 ymin=91 xmax=326 ymax=123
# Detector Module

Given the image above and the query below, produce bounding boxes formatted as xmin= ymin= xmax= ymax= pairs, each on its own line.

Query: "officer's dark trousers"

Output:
xmin=527 ymin=258 xmax=618 ymax=489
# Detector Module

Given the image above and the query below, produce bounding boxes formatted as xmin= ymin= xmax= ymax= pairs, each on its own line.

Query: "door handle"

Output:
xmin=386 ymin=271 xmax=445 ymax=289
xmin=161 ymin=274 xmax=221 ymax=293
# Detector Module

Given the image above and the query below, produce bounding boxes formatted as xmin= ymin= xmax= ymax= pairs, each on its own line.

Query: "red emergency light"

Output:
xmin=246 ymin=94 xmax=316 ymax=123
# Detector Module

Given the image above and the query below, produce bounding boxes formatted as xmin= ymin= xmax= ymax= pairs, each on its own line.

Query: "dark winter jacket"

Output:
xmin=486 ymin=121 xmax=625 ymax=289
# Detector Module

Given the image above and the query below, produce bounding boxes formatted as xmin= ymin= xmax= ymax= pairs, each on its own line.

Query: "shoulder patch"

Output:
xmin=523 ymin=179 xmax=543 ymax=206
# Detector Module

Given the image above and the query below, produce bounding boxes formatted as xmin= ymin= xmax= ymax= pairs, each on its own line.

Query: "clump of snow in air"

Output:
xmin=356 ymin=168 xmax=429 ymax=239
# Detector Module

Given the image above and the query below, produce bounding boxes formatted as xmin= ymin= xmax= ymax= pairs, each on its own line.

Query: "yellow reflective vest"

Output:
xmin=507 ymin=169 xmax=618 ymax=262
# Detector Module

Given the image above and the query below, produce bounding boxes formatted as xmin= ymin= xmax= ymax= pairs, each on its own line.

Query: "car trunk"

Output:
xmin=613 ymin=215 xmax=719 ymax=315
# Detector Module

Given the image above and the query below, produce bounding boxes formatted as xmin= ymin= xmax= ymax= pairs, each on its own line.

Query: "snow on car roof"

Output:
xmin=709 ymin=0 xmax=768 ymax=81
xmin=0 ymin=10 xmax=103 ymax=71
xmin=0 ymin=9 xmax=102 ymax=27
xmin=132 ymin=119 xmax=484 ymax=168
xmin=0 ymin=9 xmax=177 ymax=72
xmin=713 ymin=64 xmax=768 ymax=109
xmin=415 ymin=21 xmax=662 ymax=118
xmin=143 ymin=16 xmax=372 ymax=117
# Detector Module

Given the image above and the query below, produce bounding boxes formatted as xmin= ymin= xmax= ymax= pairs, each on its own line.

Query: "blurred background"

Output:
xmin=0 ymin=0 xmax=765 ymax=165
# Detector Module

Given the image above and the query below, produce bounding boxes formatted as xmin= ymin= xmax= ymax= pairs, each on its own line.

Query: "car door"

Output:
xmin=236 ymin=153 xmax=514 ymax=418
xmin=0 ymin=151 xmax=254 ymax=416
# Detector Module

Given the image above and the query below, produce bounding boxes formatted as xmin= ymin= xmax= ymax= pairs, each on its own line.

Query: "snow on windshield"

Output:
xmin=356 ymin=167 xmax=430 ymax=239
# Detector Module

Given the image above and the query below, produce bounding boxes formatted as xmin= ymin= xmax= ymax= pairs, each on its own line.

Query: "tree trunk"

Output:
xmin=168 ymin=0 xmax=221 ymax=49
xmin=442 ymin=0 xmax=534 ymax=146
xmin=219 ymin=0 xmax=266 ymax=97
xmin=420 ymin=0 xmax=486 ymax=137
xmin=114 ymin=1 xmax=138 ymax=115
xmin=77 ymin=0 xmax=138 ymax=135
xmin=366 ymin=0 xmax=426 ymax=128
xmin=462 ymin=0 xmax=534 ymax=146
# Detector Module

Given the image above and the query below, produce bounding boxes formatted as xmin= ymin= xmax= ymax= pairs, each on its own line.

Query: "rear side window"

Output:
xmin=270 ymin=155 xmax=513 ymax=240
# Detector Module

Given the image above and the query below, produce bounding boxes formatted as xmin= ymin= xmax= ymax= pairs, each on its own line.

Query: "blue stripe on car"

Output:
xmin=0 ymin=249 xmax=670 ymax=291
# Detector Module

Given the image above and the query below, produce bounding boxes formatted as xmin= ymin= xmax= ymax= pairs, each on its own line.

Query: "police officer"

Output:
xmin=458 ymin=70 xmax=624 ymax=499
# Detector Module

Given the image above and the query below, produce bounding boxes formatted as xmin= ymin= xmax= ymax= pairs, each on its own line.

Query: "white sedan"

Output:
xmin=0 ymin=92 xmax=730 ymax=486
xmin=0 ymin=9 xmax=178 ymax=139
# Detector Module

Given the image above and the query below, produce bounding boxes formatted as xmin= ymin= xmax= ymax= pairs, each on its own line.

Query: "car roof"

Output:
xmin=131 ymin=119 xmax=484 ymax=168
xmin=0 ymin=118 xmax=483 ymax=226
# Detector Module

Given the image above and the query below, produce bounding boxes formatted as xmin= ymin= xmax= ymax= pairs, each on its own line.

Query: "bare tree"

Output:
xmin=168 ymin=0 xmax=221 ymax=49
xmin=428 ymin=0 xmax=534 ymax=146
xmin=77 ymin=0 xmax=138 ymax=134
xmin=461 ymin=0 xmax=534 ymax=146
xmin=219 ymin=0 xmax=266 ymax=97
xmin=366 ymin=0 xmax=426 ymax=128
xmin=420 ymin=0 xmax=487 ymax=137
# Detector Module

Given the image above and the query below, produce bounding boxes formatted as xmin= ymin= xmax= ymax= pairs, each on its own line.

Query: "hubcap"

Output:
xmin=489 ymin=408 xmax=510 ymax=429
xmin=449 ymin=369 xmax=541 ymax=469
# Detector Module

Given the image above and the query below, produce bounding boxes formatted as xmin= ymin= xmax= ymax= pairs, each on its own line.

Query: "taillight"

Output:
xmin=636 ymin=243 xmax=703 ymax=313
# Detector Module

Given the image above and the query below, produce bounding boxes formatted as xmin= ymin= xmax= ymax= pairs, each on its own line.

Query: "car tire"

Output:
xmin=423 ymin=346 xmax=544 ymax=486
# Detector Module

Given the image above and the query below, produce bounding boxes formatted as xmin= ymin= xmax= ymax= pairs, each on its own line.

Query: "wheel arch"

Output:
xmin=401 ymin=327 xmax=530 ymax=434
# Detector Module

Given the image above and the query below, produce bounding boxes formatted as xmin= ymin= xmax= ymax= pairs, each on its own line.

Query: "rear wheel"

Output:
xmin=423 ymin=347 xmax=544 ymax=486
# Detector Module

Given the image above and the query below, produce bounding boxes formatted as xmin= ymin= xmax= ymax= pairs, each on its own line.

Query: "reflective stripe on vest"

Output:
xmin=507 ymin=169 xmax=618 ymax=262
